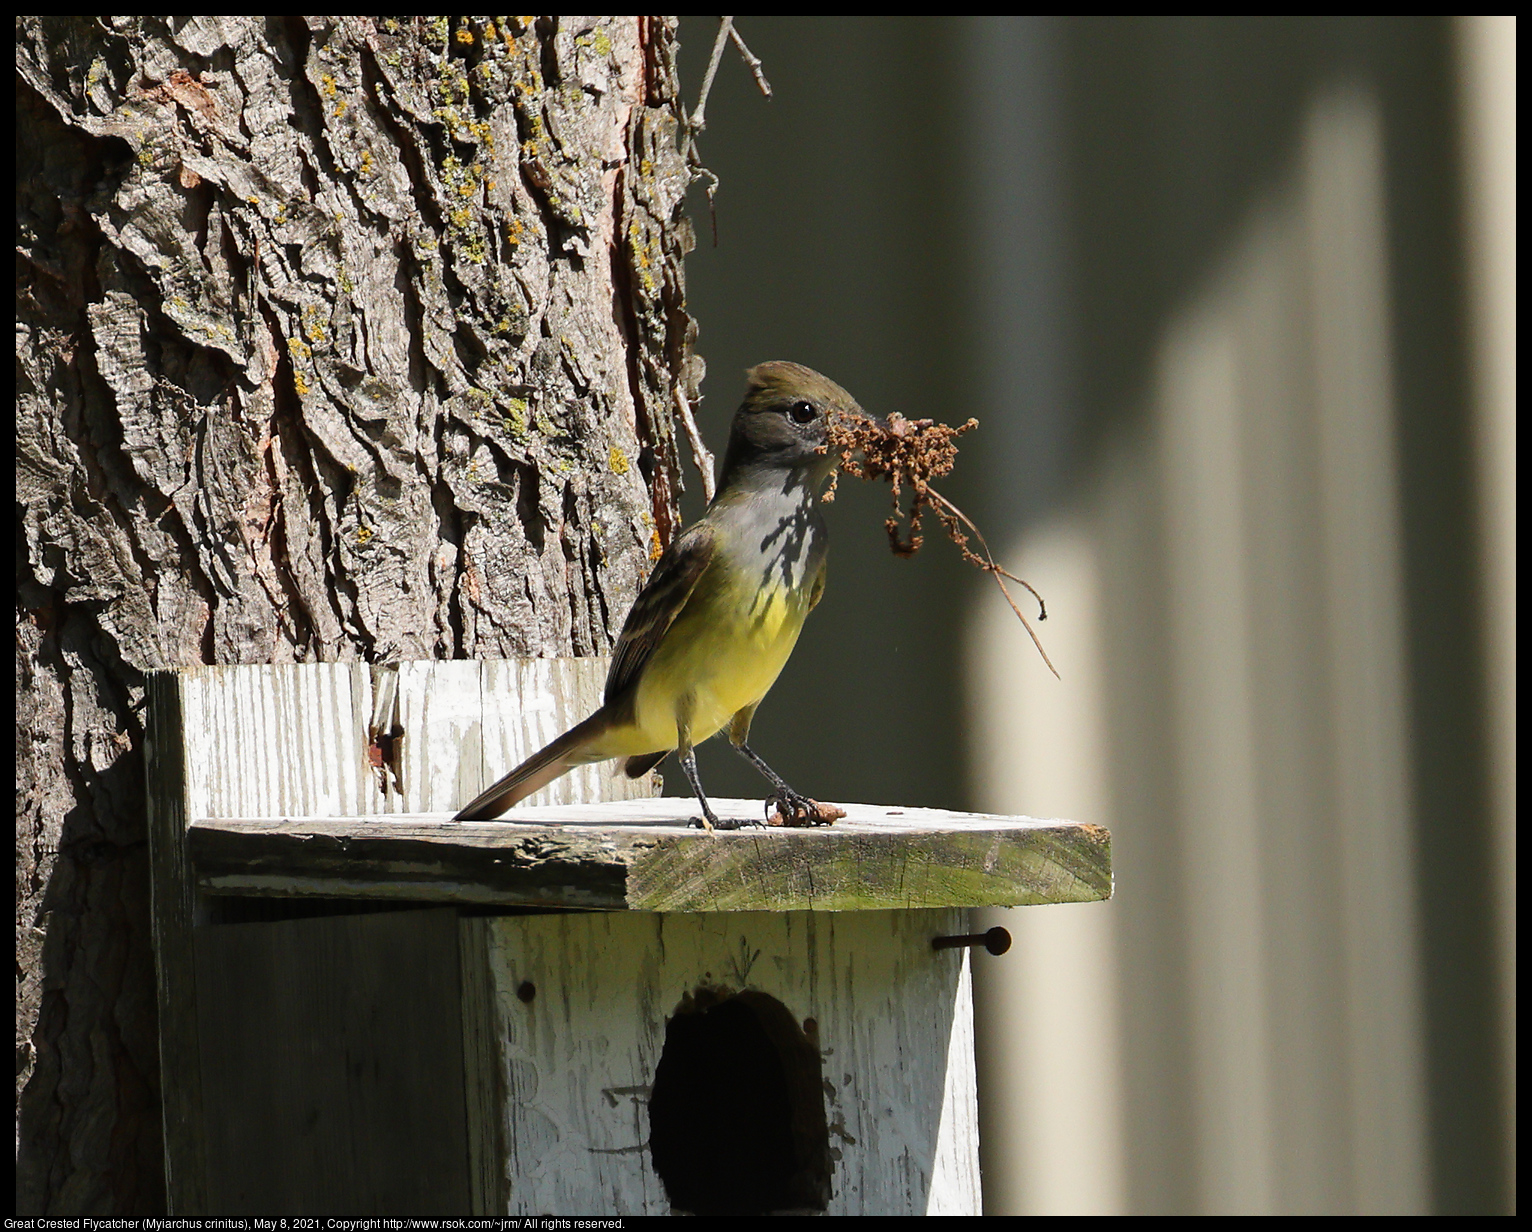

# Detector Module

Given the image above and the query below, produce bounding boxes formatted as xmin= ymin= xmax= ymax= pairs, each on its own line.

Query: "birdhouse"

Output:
xmin=146 ymin=660 xmax=1110 ymax=1216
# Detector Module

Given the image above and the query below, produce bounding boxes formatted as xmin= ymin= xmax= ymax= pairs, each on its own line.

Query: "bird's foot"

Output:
xmin=701 ymin=810 xmax=765 ymax=832
xmin=688 ymin=803 xmax=764 ymax=832
xmin=765 ymin=789 xmax=846 ymax=828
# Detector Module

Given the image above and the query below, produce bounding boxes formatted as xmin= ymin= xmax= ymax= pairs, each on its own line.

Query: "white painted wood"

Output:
xmin=397 ymin=660 xmax=485 ymax=815
xmin=180 ymin=662 xmax=367 ymax=821
xmin=478 ymin=909 xmax=981 ymax=1216
xmin=193 ymin=798 xmax=1099 ymax=836
xmin=460 ymin=916 xmax=507 ymax=1214
xmin=173 ymin=658 xmax=657 ymax=821
xmin=452 ymin=657 xmax=638 ymax=810
xmin=149 ymin=661 xmax=1083 ymax=1216
xmin=929 ymin=952 xmax=982 ymax=1214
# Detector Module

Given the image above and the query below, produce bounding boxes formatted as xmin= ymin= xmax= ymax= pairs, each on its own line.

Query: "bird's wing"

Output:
xmin=604 ymin=521 xmax=716 ymax=704
xmin=808 ymin=557 xmax=827 ymax=612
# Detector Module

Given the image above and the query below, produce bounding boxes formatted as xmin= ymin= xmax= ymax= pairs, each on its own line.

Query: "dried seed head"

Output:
xmin=818 ymin=407 xmax=1059 ymax=678
xmin=822 ymin=409 xmax=977 ymax=555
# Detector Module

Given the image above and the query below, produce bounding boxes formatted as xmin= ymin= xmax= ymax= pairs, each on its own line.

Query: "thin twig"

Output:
xmin=695 ymin=166 xmax=719 ymax=248
xmin=683 ymin=19 xmax=734 ymax=246
xmin=682 ymin=17 xmax=770 ymax=247
xmin=726 ymin=23 xmax=773 ymax=98
xmin=674 ymin=384 xmax=717 ymax=504
xmin=924 ymin=488 xmax=1059 ymax=678
xmin=926 ymin=488 xmax=1047 ymax=612
xmin=689 ymin=16 xmax=735 ymax=133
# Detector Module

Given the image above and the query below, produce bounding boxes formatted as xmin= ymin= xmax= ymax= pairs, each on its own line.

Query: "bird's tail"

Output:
xmin=455 ymin=710 xmax=613 ymax=821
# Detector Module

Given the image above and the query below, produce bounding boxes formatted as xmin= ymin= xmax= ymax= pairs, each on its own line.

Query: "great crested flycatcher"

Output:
xmin=455 ymin=361 xmax=863 ymax=830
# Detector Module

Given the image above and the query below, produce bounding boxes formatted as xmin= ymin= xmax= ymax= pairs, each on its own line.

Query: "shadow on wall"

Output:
xmin=962 ymin=15 xmax=1508 ymax=1217
xmin=671 ymin=13 xmax=1508 ymax=1217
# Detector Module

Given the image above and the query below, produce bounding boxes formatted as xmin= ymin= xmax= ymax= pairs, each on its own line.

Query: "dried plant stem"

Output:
xmin=924 ymin=487 xmax=1059 ymax=679
xmin=823 ymin=408 xmax=1059 ymax=679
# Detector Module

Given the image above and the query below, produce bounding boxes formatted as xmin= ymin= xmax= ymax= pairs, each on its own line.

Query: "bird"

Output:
xmin=455 ymin=361 xmax=862 ymax=830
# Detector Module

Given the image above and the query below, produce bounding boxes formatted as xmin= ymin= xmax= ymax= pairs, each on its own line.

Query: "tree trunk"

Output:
xmin=16 ymin=15 xmax=697 ymax=1214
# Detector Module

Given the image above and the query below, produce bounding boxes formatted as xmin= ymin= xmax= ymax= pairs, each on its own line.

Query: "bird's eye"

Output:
xmin=787 ymin=401 xmax=815 ymax=425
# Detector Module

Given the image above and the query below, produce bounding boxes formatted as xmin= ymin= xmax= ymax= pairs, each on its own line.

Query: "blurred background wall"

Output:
xmin=672 ymin=16 xmax=1514 ymax=1215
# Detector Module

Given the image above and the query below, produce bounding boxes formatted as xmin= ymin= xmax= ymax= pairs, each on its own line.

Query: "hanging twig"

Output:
xmin=823 ymin=409 xmax=1060 ymax=679
xmin=923 ymin=488 xmax=1059 ymax=679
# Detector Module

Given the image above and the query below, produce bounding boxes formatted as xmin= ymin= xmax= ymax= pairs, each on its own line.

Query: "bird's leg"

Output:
xmin=732 ymin=740 xmax=822 ymax=824
xmin=726 ymin=706 xmax=826 ymax=825
xmin=674 ymin=710 xmax=717 ymax=831
xmin=679 ymin=746 xmax=763 ymax=832
xmin=676 ymin=712 xmax=758 ymax=832
xmin=677 ymin=744 xmax=722 ymax=831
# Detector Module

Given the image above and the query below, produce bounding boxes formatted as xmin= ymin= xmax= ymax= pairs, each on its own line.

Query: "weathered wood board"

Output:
xmin=188 ymin=798 xmax=1112 ymax=911
xmin=473 ymin=908 xmax=980 ymax=1215
xmin=165 ymin=658 xmax=659 ymax=819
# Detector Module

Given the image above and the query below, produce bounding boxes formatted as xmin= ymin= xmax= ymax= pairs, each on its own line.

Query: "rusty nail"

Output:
xmin=932 ymin=926 xmax=1011 ymax=956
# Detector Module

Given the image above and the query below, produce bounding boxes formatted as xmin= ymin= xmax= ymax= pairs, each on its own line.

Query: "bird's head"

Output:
xmin=720 ymin=361 xmax=865 ymax=486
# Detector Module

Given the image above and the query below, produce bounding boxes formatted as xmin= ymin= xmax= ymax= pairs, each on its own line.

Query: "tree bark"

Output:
xmin=16 ymin=15 xmax=697 ymax=1214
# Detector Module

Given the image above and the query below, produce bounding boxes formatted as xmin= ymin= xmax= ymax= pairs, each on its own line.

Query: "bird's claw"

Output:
xmin=712 ymin=812 xmax=765 ymax=831
xmin=689 ymin=811 xmax=763 ymax=832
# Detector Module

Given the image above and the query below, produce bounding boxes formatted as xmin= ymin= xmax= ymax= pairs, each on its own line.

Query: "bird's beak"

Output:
xmin=844 ymin=406 xmax=892 ymax=432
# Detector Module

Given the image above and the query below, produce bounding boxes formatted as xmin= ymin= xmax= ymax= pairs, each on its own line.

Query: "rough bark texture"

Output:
xmin=16 ymin=15 xmax=696 ymax=1214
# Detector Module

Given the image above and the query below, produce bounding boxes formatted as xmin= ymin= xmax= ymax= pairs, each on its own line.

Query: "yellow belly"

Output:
xmin=622 ymin=569 xmax=810 ymax=752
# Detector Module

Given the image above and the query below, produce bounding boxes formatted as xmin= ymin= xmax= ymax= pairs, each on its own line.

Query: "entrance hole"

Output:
xmin=648 ymin=988 xmax=830 ymax=1214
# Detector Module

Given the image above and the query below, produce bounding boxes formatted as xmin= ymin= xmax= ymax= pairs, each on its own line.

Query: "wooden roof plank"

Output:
xmin=189 ymin=799 xmax=1111 ymax=912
